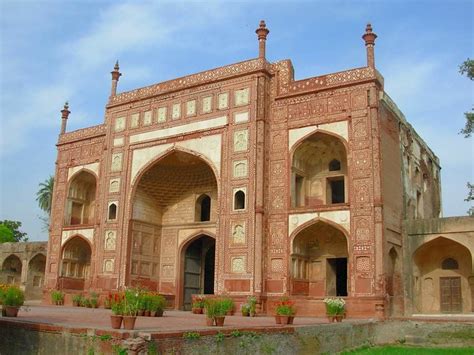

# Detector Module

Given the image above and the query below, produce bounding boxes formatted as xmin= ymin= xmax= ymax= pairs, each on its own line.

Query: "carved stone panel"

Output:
xmin=157 ymin=107 xmax=167 ymax=122
xmin=143 ymin=110 xmax=152 ymax=126
xmin=233 ymin=159 xmax=248 ymax=178
xmin=111 ymin=153 xmax=123 ymax=172
xmin=114 ymin=116 xmax=126 ymax=132
xmin=202 ymin=96 xmax=212 ymax=113
xmin=231 ymin=256 xmax=245 ymax=273
xmin=233 ymin=129 xmax=248 ymax=152
xmin=104 ymin=230 xmax=116 ymax=250
xmin=103 ymin=259 xmax=114 ymax=273
xmin=218 ymin=93 xmax=228 ymax=110
xmin=109 ymin=178 xmax=120 ymax=193
xmin=231 ymin=222 xmax=246 ymax=244
xmin=234 ymin=111 xmax=249 ymax=124
xmin=186 ymin=100 xmax=196 ymax=116
xmin=234 ymin=88 xmax=249 ymax=106
xmin=172 ymin=103 xmax=181 ymax=119
xmin=130 ymin=113 xmax=140 ymax=128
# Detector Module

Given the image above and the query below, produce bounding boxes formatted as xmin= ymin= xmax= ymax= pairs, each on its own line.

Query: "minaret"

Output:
xmin=110 ymin=60 xmax=122 ymax=96
xmin=255 ymin=20 xmax=270 ymax=59
xmin=60 ymin=102 xmax=70 ymax=135
xmin=362 ymin=23 xmax=377 ymax=68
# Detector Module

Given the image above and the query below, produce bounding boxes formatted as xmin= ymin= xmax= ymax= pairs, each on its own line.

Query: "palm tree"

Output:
xmin=36 ymin=176 xmax=54 ymax=215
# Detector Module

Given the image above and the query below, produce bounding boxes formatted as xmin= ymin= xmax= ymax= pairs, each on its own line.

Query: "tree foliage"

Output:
xmin=0 ymin=225 xmax=15 ymax=243
xmin=36 ymin=176 xmax=54 ymax=215
xmin=466 ymin=182 xmax=474 ymax=216
xmin=0 ymin=220 xmax=28 ymax=242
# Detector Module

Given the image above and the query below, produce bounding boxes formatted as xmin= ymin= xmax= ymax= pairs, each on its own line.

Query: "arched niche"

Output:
xmin=1 ymin=254 xmax=22 ymax=285
xmin=413 ymin=237 xmax=473 ymax=314
xmin=60 ymin=236 xmax=91 ymax=290
xmin=291 ymin=221 xmax=349 ymax=297
xmin=291 ymin=132 xmax=348 ymax=208
xmin=195 ymin=194 xmax=211 ymax=222
xmin=65 ymin=170 xmax=97 ymax=226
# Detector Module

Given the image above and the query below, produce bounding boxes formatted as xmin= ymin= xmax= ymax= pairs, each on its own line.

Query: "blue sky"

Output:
xmin=0 ymin=0 xmax=472 ymax=241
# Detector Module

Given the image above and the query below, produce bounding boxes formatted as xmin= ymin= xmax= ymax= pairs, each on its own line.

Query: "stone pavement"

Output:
xmin=5 ymin=304 xmax=351 ymax=334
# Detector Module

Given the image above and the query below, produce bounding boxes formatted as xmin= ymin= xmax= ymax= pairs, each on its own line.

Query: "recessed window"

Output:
xmin=234 ymin=190 xmax=245 ymax=210
xmin=328 ymin=178 xmax=345 ymax=204
xmin=196 ymin=194 xmax=211 ymax=222
xmin=442 ymin=258 xmax=458 ymax=270
xmin=329 ymin=159 xmax=341 ymax=171
xmin=108 ymin=203 xmax=117 ymax=220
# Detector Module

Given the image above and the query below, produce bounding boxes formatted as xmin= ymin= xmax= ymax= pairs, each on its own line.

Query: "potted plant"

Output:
xmin=154 ymin=294 xmax=166 ymax=317
xmin=275 ymin=297 xmax=296 ymax=325
xmin=81 ymin=297 xmax=91 ymax=308
xmin=192 ymin=295 xmax=205 ymax=314
xmin=103 ymin=292 xmax=113 ymax=309
xmin=3 ymin=286 xmax=25 ymax=317
xmin=0 ymin=284 xmax=7 ymax=316
xmin=324 ymin=297 xmax=345 ymax=322
xmin=241 ymin=303 xmax=250 ymax=316
xmin=123 ymin=288 xmax=140 ymax=330
xmin=110 ymin=295 xmax=124 ymax=329
xmin=204 ymin=298 xmax=218 ymax=326
xmin=90 ymin=292 xmax=99 ymax=308
xmin=72 ymin=294 xmax=83 ymax=307
xmin=51 ymin=290 xmax=64 ymax=306
xmin=247 ymin=296 xmax=257 ymax=317
xmin=221 ymin=298 xmax=235 ymax=316
xmin=214 ymin=299 xmax=228 ymax=326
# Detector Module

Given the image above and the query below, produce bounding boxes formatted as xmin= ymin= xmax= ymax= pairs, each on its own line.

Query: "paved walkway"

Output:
xmin=5 ymin=304 xmax=357 ymax=334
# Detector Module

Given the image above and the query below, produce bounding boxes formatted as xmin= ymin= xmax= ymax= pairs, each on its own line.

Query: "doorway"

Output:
xmin=440 ymin=277 xmax=462 ymax=313
xmin=182 ymin=235 xmax=215 ymax=310
xmin=327 ymin=258 xmax=348 ymax=296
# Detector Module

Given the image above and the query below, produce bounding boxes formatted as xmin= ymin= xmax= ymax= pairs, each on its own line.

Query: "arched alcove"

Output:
xmin=291 ymin=132 xmax=347 ymax=208
xmin=65 ymin=171 xmax=97 ymax=226
xmin=291 ymin=221 xmax=349 ymax=297
xmin=26 ymin=253 xmax=46 ymax=299
xmin=195 ymin=194 xmax=211 ymax=222
xmin=60 ymin=236 xmax=91 ymax=290
xmin=1 ymin=254 xmax=22 ymax=285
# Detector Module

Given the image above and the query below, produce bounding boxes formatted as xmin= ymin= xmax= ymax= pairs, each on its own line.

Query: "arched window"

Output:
xmin=441 ymin=258 xmax=458 ymax=270
xmin=234 ymin=190 xmax=245 ymax=210
xmin=196 ymin=194 xmax=211 ymax=222
xmin=329 ymin=159 xmax=341 ymax=171
xmin=108 ymin=203 xmax=117 ymax=220
xmin=65 ymin=171 xmax=96 ymax=226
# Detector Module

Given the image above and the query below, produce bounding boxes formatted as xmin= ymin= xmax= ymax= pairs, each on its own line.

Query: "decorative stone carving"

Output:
xmin=104 ymin=230 xmax=116 ymax=250
xmin=113 ymin=137 xmax=124 ymax=147
xmin=114 ymin=116 xmax=125 ymax=132
xmin=109 ymin=178 xmax=120 ymax=193
xmin=162 ymin=264 xmax=174 ymax=278
xmin=232 ymin=222 xmax=246 ymax=244
xmin=271 ymin=258 xmax=283 ymax=272
xmin=103 ymin=259 xmax=114 ymax=273
xmin=233 ymin=159 xmax=248 ymax=178
xmin=234 ymin=111 xmax=249 ymax=124
xmin=234 ymin=129 xmax=248 ymax=152
xmin=356 ymin=256 xmax=371 ymax=272
xmin=143 ymin=110 xmax=152 ymax=126
xmin=218 ymin=92 xmax=228 ymax=110
xmin=157 ymin=107 xmax=167 ymax=122
xmin=234 ymin=88 xmax=249 ymax=106
xmin=202 ymin=96 xmax=212 ymax=113
xmin=130 ymin=113 xmax=140 ymax=128
xmin=186 ymin=100 xmax=196 ymax=116
xmin=231 ymin=256 xmax=245 ymax=273
xmin=111 ymin=153 xmax=123 ymax=172
xmin=172 ymin=103 xmax=181 ymax=119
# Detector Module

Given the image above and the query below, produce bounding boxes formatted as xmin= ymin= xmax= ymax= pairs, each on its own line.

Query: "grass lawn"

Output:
xmin=342 ymin=345 xmax=474 ymax=354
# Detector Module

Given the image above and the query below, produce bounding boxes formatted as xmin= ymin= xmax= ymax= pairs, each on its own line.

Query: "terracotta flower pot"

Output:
xmin=215 ymin=316 xmax=225 ymax=326
xmin=205 ymin=317 xmax=214 ymax=326
xmin=4 ymin=306 xmax=19 ymax=317
xmin=335 ymin=315 xmax=343 ymax=322
xmin=156 ymin=309 xmax=164 ymax=317
xmin=123 ymin=316 xmax=137 ymax=330
xmin=110 ymin=315 xmax=123 ymax=329
xmin=241 ymin=311 xmax=249 ymax=317
xmin=144 ymin=310 xmax=150 ymax=317
xmin=137 ymin=310 xmax=144 ymax=316
xmin=275 ymin=315 xmax=281 ymax=324
xmin=280 ymin=315 xmax=289 ymax=325
xmin=288 ymin=316 xmax=295 ymax=325
xmin=150 ymin=311 xmax=157 ymax=317
xmin=192 ymin=308 xmax=203 ymax=314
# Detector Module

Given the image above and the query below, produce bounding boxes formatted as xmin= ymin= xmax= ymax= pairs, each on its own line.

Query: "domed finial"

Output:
xmin=60 ymin=101 xmax=71 ymax=134
xmin=110 ymin=60 xmax=122 ymax=96
xmin=362 ymin=23 xmax=377 ymax=68
xmin=255 ymin=20 xmax=270 ymax=59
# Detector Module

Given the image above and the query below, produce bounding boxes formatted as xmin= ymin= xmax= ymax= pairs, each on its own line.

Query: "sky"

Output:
xmin=0 ymin=0 xmax=472 ymax=241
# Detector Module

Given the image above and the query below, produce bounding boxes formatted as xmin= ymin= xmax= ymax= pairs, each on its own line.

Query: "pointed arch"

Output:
xmin=65 ymin=170 xmax=97 ymax=226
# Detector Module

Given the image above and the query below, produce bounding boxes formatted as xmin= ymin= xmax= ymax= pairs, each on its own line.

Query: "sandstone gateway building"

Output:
xmin=44 ymin=22 xmax=474 ymax=318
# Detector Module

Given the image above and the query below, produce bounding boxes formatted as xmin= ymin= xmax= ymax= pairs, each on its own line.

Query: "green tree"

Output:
xmin=36 ymin=176 xmax=54 ymax=230
xmin=0 ymin=224 xmax=15 ymax=243
xmin=0 ymin=220 xmax=28 ymax=242
xmin=459 ymin=59 xmax=473 ymax=215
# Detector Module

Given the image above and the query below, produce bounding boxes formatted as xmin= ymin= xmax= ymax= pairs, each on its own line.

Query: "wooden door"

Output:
xmin=183 ymin=241 xmax=202 ymax=311
xmin=440 ymin=277 xmax=462 ymax=313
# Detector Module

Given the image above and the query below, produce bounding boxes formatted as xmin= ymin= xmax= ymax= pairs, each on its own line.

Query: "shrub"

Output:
xmin=51 ymin=290 xmax=64 ymax=304
xmin=247 ymin=296 xmax=257 ymax=315
xmin=204 ymin=298 xmax=220 ymax=318
xmin=72 ymin=294 xmax=83 ymax=304
xmin=324 ymin=297 xmax=345 ymax=315
xmin=220 ymin=298 xmax=234 ymax=314
xmin=192 ymin=295 xmax=205 ymax=309
xmin=123 ymin=288 xmax=141 ymax=316
xmin=3 ymin=286 xmax=25 ymax=307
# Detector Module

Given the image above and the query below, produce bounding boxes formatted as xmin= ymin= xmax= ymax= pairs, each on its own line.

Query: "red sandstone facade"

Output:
xmin=44 ymin=22 xmax=455 ymax=318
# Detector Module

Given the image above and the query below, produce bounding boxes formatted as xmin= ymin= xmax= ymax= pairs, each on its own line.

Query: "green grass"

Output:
xmin=342 ymin=345 xmax=474 ymax=354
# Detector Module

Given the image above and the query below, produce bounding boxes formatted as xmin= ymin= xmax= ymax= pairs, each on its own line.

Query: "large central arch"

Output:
xmin=128 ymin=149 xmax=218 ymax=302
